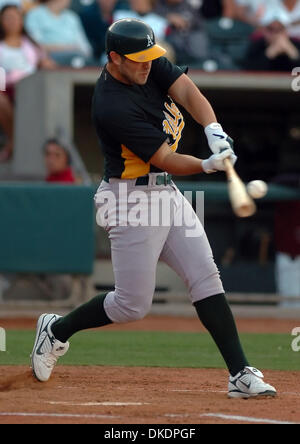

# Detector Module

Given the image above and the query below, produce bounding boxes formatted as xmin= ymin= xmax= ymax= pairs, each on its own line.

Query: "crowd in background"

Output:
xmin=0 ymin=0 xmax=299 ymax=302
xmin=1 ymin=0 xmax=300 ymax=71
xmin=0 ymin=0 xmax=299 ymax=162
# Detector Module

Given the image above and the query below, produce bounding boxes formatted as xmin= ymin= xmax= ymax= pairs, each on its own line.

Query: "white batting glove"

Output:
xmin=204 ymin=122 xmax=237 ymax=166
xmin=202 ymin=148 xmax=234 ymax=174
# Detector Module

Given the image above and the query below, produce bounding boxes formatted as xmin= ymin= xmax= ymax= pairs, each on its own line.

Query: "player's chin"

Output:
xmin=137 ymin=74 xmax=150 ymax=85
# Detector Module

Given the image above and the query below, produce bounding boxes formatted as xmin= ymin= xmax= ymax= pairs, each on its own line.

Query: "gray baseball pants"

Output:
xmin=94 ymin=175 xmax=224 ymax=323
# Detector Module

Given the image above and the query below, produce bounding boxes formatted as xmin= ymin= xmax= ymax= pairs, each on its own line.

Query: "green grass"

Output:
xmin=0 ymin=330 xmax=299 ymax=371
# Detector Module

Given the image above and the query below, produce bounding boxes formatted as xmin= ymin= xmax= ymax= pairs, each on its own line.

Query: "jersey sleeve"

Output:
xmin=150 ymin=57 xmax=185 ymax=94
xmin=99 ymin=98 xmax=168 ymax=163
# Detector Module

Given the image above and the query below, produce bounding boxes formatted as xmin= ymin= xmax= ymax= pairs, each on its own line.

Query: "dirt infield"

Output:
xmin=0 ymin=316 xmax=299 ymax=424
xmin=0 ymin=366 xmax=299 ymax=424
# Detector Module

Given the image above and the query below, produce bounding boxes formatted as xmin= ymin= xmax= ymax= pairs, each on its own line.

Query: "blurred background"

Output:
xmin=0 ymin=0 xmax=299 ymax=316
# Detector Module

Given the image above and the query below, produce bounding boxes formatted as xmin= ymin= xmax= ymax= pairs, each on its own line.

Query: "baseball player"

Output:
xmin=31 ymin=19 xmax=276 ymax=399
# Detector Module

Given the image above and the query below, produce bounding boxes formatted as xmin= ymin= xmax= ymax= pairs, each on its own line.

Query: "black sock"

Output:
xmin=51 ymin=293 xmax=112 ymax=343
xmin=194 ymin=293 xmax=249 ymax=376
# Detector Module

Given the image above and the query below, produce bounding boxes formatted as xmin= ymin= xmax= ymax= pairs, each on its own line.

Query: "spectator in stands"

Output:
xmin=154 ymin=0 xmax=208 ymax=64
xmin=231 ymin=0 xmax=300 ymax=70
xmin=79 ymin=0 xmax=128 ymax=62
xmin=0 ymin=4 xmax=55 ymax=162
xmin=282 ymin=0 xmax=300 ymax=40
xmin=79 ymin=0 xmax=116 ymax=61
xmin=233 ymin=0 xmax=271 ymax=27
xmin=235 ymin=0 xmax=300 ymax=32
xmin=242 ymin=18 xmax=300 ymax=71
xmin=198 ymin=0 xmax=254 ymax=70
xmin=44 ymin=138 xmax=76 ymax=183
xmin=25 ymin=0 xmax=94 ymax=67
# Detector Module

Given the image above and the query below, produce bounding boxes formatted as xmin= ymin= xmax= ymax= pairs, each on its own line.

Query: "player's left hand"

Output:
xmin=204 ymin=123 xmax=237 ymax=166
xmin=202 ymin=148 xmax=235 ymax=174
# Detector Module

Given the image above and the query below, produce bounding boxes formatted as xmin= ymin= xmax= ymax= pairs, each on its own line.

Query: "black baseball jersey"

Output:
xmin=92 ymin=57 xmax=186 ymax=180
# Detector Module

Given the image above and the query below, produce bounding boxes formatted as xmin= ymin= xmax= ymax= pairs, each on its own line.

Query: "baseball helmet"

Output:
xmin=106 ymin=18 xmax=166 ymax=62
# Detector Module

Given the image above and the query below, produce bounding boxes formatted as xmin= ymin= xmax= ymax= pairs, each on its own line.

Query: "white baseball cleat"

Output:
xmin=31 ymin=313 xmax=69 ymax=382
xmin=228 ymin=366 xmax=277 ymax=399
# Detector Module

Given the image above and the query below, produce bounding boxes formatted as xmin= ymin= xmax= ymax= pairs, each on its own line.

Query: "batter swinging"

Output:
xmin=31 ymin=19 xmax=276 ymax=399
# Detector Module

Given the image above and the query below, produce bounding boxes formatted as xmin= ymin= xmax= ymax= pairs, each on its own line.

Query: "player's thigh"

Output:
xmin=160 ymin=196 xmax=223 ymax=302
xmin=109 ymin=224 xmax=169 ymax=300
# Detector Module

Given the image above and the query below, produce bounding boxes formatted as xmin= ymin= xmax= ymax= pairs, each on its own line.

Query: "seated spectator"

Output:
xmin=79 ymin=0 xmax=128 ymax=62
xmin=155 ymin=0 xmax=208 ymax=64
xmin=232 ymin=0 xmax=300 ymax=70
xmin=44 ymin=138 xmax=76 ymax=183
xmin=282 ymin=0 xmax=300 ymax=40
xmin=25 ymin=0 xmax=94 ymax=67
xmin=0 ymin=4 xmax=55 ymax=162
xmin=242 ymin=18 xmax=300 ymax=71
xmin=233 ymin=0 xmax=271 ymax=27
xmin=235 ymin=0 xmax=300 ymax=32
xmin=197 ymin=0 xmax=254 ymax=70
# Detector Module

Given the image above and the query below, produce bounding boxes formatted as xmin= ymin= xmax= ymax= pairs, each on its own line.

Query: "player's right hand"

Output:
xmin=205 ymin=122 xmax=232 ymax=153
xmin=202 ymin=149 xmax=235 ymax=174
xmin=204 ymin=123 xmax=237 ymax=162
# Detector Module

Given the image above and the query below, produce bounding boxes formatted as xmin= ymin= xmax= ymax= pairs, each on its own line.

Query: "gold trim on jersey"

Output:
xmin=121 ymin=144 xmax=150 ymax=179
xmin=162 ymin=101 xmax=184 ymax=151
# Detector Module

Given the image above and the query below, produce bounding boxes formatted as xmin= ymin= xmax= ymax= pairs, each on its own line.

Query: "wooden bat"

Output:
xmin=224 ymin=158 xmax=256 ymax=218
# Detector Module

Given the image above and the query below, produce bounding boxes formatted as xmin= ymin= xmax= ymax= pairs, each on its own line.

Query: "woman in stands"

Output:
xmin=0 ymin=4 xmax=55 ymax=162
xmin=25 ymin=0 xmax=93 ymax=67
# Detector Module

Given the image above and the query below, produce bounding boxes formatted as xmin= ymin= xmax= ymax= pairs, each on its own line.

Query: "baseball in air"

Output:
xmin=246 ymin=180 xmax=268 ymax=199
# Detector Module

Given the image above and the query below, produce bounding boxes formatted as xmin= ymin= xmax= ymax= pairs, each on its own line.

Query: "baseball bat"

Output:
xmin=224 ymin=158 xmax=256 ymax=218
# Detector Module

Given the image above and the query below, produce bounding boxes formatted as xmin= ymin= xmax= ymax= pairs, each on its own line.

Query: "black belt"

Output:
xmin=135 ymin=173 xmax=172 ymax=186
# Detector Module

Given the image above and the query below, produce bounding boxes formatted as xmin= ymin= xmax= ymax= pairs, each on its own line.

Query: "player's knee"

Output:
xmin=127 ymin=304 xmax=150 ymax=322
xmin=191 ymin=284 xmax=224 ymax=304
xmin=104 ymin=290 xmax=153 ymax=323
xmin=111 ymin=303 xmax=151 ymax=323
xmin=125 ymin=295 xmax=153 ymax=321
xmin=189 ymin=265 xmax=224 ymax=303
